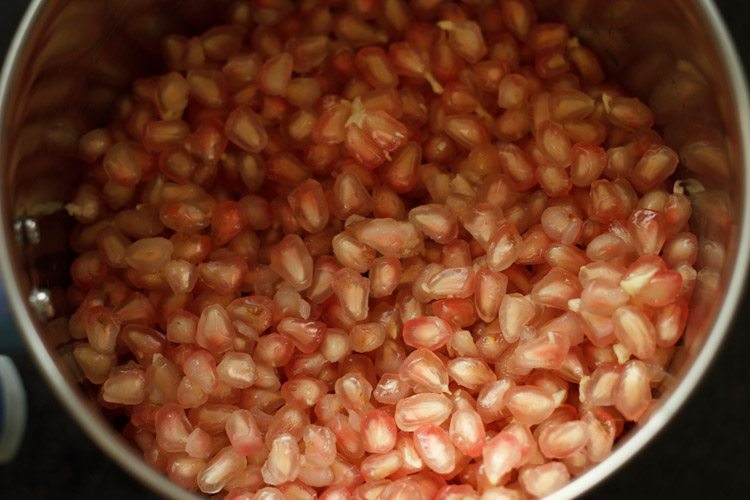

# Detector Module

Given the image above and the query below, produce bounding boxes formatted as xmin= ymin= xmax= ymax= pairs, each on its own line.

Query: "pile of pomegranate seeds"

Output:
xmin=65 ymin=0 xmax=697 ymax=498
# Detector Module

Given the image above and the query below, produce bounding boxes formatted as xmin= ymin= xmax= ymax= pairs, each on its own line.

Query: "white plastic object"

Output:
xmin=0 ymin=355 xmax=26 ymax=464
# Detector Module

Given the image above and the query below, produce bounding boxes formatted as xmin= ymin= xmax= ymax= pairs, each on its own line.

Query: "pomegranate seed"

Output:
xmin=629 ymin=145 xmax=679 ymax=193
xmin=402 ymin=316 xmax=454 ymax=350
xmin=360 ymin=451 xmax=404 ymax=482
xmin=437 ymin=20 xmax=486 ymax=64
xmin=198 ymin=446 xmax=247 ymax=494
xmin=447 ymin=357 xmax=496 ymax=391
xmin=399 ymin=348 xmax=449 ymax=393
xmin=614 ymin=360 xmax=652 ymax=420
xmin=331 ymin=268 xmax=370 ymax=322
xmin=412 ymin=424 xmax=456 ymax=474
xmin=519 ymin=461 xmax=570 ymax=497
xmin=444 ymin=115 xmax=491 ymax=150
xmin=612 ymin=306 xmax=657 ymax=360
xmin=361 ymin=409 xmax=399 ymax=454
xmin=604 ymin=95 xmax=654 ymax=131
xmin=394 ymin=393 xmax=453 ymax=432
xmin=102 ymin=367 xmax=146 ymax=405
xmin=261 ymin=434 xmax=301 ymax=485
xmin=483 ymin=430 xmax=523 ymax=485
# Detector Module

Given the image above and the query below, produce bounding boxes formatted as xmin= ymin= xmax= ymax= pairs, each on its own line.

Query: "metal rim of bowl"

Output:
xmin=1 ymin=1 xmax=749 ymax=498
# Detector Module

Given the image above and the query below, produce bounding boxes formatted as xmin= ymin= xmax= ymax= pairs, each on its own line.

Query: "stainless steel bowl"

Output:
xmin=1 ymin=1 xmax=748 ymax=498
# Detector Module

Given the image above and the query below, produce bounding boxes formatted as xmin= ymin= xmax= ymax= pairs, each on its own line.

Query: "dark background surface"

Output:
xmin=1 ymin=1 xmax=749 ymax=498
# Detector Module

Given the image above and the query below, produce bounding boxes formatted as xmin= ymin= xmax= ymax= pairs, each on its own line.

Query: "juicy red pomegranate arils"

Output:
xmin=66 ymin=1 xmax=699 ymax=498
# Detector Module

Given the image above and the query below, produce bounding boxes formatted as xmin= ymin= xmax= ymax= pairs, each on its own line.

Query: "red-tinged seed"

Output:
xmin=402 ymin=316 xmax=454 ymax=350
xmin=374 ymin=374 xmax=411 ymax=406
xmin=433 ymin=298 xmax=476 ymax=328
xmin=270 ymin=234 xmax=314 ymax=291
xmin=460 ymin=203 xmax=502 ymax=250
xmin=614 ymin=360 xmax=652 ymax=421
xmin=225 ymin=106 xmax=268 ymax=153
xmin=257 ymin=52 xmax=293 ymax=97
xmin=145 ymin=353 xmax=180 ymax=405
xmin=486 ymin=222 xmax=523 ymax=272
xmin=629 ymin=145 xmax=679 ymax=193
xmin=361 ymin=409 xmax=399 ymax=454
xmin=505 ymin=385 xmax=555 ymax=426
xmin=536 ymin=163 xmax=572 ymax=198
xmin=497 ymin=73 xmax=529 ymax=110
xmin=425 ymin=266 xmax=474 ymax=299
xmin=550 ymin=90 xmax=594 ymax=122
xmin=513 ymin=330 xmax=570 ymax=371
xmin=409 ymin=204 xmax=458 ymax=245
xmin=73 ymin=343 xmax=115 ymax=384
xmin=437 ymin=19 xmax=486 ymax=64
xmin=286 ymin=35 xmax=330 ymax=74
xmin=474 ymin=268 xmax=508 ymax=323
xmin=360 ymin=109 xmax=411 ymax=153
xmin=226 ymin=296 xmax=274 ymax=334
xmin=288 ymin=179 xmax=330 ymax=234
xmin=604 ymin=95 xmax=654 ymax=131
xmin=156 ymin=72 xmax=190 ymax=120
xmin=225 ymin=409 xmax=263 ymax=456
xmin=84 ymin=306 xmax=120 ymax=355
xmin=497 ymin=143 xmax=537 ymax=190
xmin=280 ymin=377 xmax=328 ymax=408
xmin=331 ymin=171 xmax=373 ymax=220
xmin=447 ymin=357 xmax=496 ymax=391
xmin=483 ymin=431 xmax=523 ymax=485
xmin=196 ymin=304 xmax=236 ymax=354
xmin=103 ymin=142 xmax=152 ymax=187
xmin=400 ymin=348 xmax=449 ymax=393
xmin=541 ymin=205 xmax=583 ymax=245
xmin=313 ymin=101 xmax=352 ymax=145
xmin=498 ymin=294 xmax=535 ymax=343
xmin=355 ymin=47 xmax=399 ymax=88
xmin=538 ymin=420 xmax=589 ymax=459
xmin=612 ymin=306 xmax=657 ymax=360
xmin=352 ymin=218 xmax=423 ymax=258
xmin=568 ymin=41 xmax=605 ymax=85
xmin=277 ymin=317 xmax=326 ymax=354
xmin=531 ymin=267 xmax=582 ymax=310
xmin=394 ymin=393 xmax=453 ymax=432
xmin=161 ymin=260 xmax=197 ymax=295
xmin=349 ymin=322 xmax=387 ymax=353
xmin=381 ymin=141 xmax=422 ymax=193
xmin=449 ymin=408 xmax=485 ymax=458
xmin=629 ymin=209 xmax=667 ymax=256
xmin=185 ymin=427 xmax=211 ymax=459
xmin=435 ymin=485 xmax=480 ymax=500
xmin=655 ymin=299 xmax=688 ymax=347
xmin=500 ymin=0 xmax=536 ymax=40
xmin=328 ymin=413 xmax=365 ymax=460
xmin=303 ymin=424 xmax=337 ymax=468
xmin=183 ymin=349 xmax=219 ymax=394
xmin=335 ymin=372 xmax=373 ymax=412
xmin=370 ymin=257 xmax=402 ymax=298
xmin=412 ymin=424 xmax=456 ymax=475
xmin=537 ymin=121 xmax=572 ymax=166
xmin=331 ymin=267 xmax=370 ymax=322
xmin=261 ymin=434 xmax=300 ymax=486
xmin=217 ymin=352 xmax=256 ymax=389
xmin=518 ymin=462 xmax=570 ymax=497
xmin=581 ymin=363 xmax=621 ymax=406
xmin=360 ymin=451 xmax=403 ymax=482
xmin=121 ymin=324 xmax=166 ymax=364
xmin=444 ymin=115 xmax=491 ymax=150
xmin=579 ymin=279 xmax=630 ymax=316
xmin=197 ymin=446 xmax=247 ymax=494
xmin=319 ymin=328 xmax=352 ymax=363
xmin=101 ymin=368 xmax=146 ymax=405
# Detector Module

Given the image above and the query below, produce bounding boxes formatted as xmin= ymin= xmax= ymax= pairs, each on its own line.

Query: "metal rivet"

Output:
xmin=13 ymin=217 xmax=40 ymax=246
xmin=29 ymin=288 xmax=54 ymax=320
